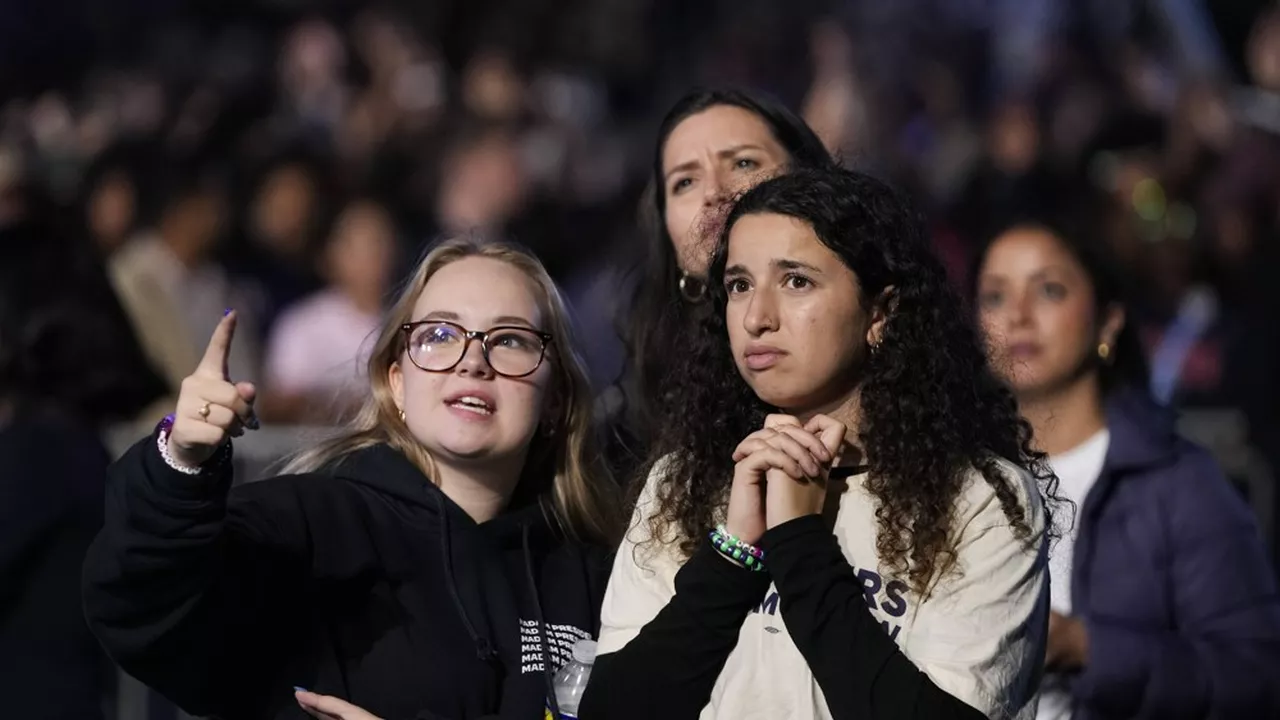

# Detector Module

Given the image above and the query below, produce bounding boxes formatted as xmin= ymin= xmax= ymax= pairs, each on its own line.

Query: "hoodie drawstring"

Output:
xmin=524 ymin=522 xmax=562 ymax=719
xmin=435 ymin=492 xmax=497 ymax=662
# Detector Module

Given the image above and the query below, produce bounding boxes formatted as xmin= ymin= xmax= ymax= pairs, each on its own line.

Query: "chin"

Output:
xmin=744 ymin=380 xmax=812 ymax=413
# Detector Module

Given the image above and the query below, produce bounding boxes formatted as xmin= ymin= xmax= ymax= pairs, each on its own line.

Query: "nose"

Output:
xmin=1009 ymin=290 xmax=1036 ymax=329
xmin=702 ymin=168 xmax=730 ymax=208
xmin=455 ymin=335 xmax=495 ymax=378
xmin=743 ymin=286 xmax=778 ymax=336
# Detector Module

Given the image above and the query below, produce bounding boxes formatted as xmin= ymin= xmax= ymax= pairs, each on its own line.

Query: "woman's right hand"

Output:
xmin=726 ymin=414 xmax=832 ymax=545
xmin=168 ymin=311 xmax=259 ymax=468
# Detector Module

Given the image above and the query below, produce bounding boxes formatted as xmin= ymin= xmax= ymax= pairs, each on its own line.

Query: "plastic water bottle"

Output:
xmin=551 ymin=639 xmax=597 ymax=719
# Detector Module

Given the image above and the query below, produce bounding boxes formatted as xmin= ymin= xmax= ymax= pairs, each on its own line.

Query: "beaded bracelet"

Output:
xmin=709 ymin=524 xmax=766 ymax=572
xmin=156 ymin=414 xmax=230 ymax=475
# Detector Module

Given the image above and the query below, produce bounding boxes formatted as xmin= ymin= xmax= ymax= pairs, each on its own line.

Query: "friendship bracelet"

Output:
xmin=156 ymin=414 xmax=229 ymax=475
xmin=709 ymin=524 xmax=766 ymax=572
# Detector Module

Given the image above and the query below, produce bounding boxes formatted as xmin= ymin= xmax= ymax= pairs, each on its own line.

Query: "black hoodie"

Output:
xmin=82 ymin=434 xmax=612 ymax=720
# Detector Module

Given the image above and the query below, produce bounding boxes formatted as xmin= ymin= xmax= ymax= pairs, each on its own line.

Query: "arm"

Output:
xmin=579 ymin=542 xmax=770 ymax=720
xmin=761 ymin=516 xmax=991 ymax=720
xmin=1074 ymin=449 xmax=1280 ymax=718
xmin=81 ymin=434 xmax=312 ymax=717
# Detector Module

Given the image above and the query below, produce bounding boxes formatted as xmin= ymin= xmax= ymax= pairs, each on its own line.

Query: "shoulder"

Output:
xmin=953 ymin=456 xmax=1046 ymax=541
xmin=269 ymin=291 xmax=350 ymax=342
xmin=1144 ymin=439 xmax=1257 ymax=537
xmin=622 ymin=453 xmax=683 ymax=545
xmin=227 ymin=470 xmax=365 ymax=510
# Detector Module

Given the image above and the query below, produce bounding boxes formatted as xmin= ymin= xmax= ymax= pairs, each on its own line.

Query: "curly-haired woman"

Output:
xmin=581 ymin=166 xmax=1055 ymax=720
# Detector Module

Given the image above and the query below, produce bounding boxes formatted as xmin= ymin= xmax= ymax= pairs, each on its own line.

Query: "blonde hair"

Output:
xmin=282 ymin=235 xmax=622 ymax=545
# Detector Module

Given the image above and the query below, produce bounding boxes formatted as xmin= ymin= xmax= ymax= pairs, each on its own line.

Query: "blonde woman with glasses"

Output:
xmin=84 ymin=237 xmax=622 ymax=720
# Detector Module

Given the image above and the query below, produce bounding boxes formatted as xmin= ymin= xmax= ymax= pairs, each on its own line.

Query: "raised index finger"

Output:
xmin=197 ymin=310 xmax=237 ymax=379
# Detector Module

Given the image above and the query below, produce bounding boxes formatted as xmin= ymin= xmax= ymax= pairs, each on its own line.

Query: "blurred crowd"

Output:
xmin=5 ymin=2 xmax=1280 ymax=718
xmin=2 ymin=0 xmax=1280 ymax=487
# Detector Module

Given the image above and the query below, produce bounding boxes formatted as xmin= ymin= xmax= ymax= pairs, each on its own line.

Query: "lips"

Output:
xmin=444 ymin=390 xmax=496 ymax=416
xmin=743 ymin=344 xmax=787 ymax=371
xmin=1006 ymin=342 xmax=1042 ymax=360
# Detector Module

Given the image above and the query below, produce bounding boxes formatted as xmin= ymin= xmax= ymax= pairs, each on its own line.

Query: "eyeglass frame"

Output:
xmin=399 ymin=320 xmax=555 ymax=378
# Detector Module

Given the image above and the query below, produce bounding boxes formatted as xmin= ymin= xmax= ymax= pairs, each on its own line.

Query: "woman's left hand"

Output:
xmin=1045 ymin=611 xmax=1090 ymax=670
xmin=295 ymin=690 xmax=383 ymax=720
xmin=765 ymin=414 xmax=846 ymax=529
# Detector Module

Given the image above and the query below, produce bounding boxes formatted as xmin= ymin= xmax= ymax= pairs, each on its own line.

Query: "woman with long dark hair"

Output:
xmin=582 ymin=165 xmax=1053 ymax=719
xmin=973 ymin=217 xmax=1280 ymax=719
xmin=611 ymin=88 xmax=833 ymax=473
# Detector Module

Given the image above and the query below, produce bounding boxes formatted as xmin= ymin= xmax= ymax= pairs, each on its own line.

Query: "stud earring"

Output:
xmin=1097 ymin=342 xmax=1111 ymax=361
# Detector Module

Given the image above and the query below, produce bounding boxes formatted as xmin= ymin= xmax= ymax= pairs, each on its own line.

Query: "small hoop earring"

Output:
xmin=678 ymin=273 xmax=707 ymax=303
xmin=1097 ymin=342 xmax=1111 ymax=361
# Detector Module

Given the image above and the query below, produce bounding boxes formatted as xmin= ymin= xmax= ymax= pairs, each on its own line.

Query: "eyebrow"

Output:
xmin=421 ymin=310 xmax=538 ymax=328
xmin=723 ymin=258 xmax=823 ymax=277
xmin=980 ymin=267 xmax=1068 ymax=285
xmin=663 ymin=144 xmax=769 ymax=182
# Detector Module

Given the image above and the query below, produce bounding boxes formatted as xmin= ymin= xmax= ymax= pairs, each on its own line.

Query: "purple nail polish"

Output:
xmin=293 ymin=686 xmax=307 ymax=693
xmin=223 ymin=308 xmax=233 ymax=317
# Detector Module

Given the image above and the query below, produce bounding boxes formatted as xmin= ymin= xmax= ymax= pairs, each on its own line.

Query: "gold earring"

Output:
xmin=398 ymin=409 xmax=406 ymax=422
xmin=1097 ymin=342 xmax=1111 ymax=361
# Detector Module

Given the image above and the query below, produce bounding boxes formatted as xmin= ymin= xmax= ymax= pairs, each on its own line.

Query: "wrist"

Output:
xmin=709 ymin=524 xmax=766 ymax=572
xmin=156 ymin=415 xmax=228 ymax=474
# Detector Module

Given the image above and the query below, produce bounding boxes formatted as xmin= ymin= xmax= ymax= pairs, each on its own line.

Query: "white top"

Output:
xmin=1036 ymin=428 xmax=1111 ymax=720
xmin=264 ymin=289 xmax=380 ymax=400
xmin=599 ymin=457 xmax=1051 ymax=720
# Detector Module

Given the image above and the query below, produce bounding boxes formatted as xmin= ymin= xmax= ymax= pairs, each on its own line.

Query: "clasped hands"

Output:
xmin=725 ymin=413 xmax=848 ymax=545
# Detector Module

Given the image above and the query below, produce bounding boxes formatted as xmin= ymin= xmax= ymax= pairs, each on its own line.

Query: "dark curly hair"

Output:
xmin=612 ymin=87 xmax=833 ymax=477
xmin=641 ymin=165 xmax=1056 ymax=596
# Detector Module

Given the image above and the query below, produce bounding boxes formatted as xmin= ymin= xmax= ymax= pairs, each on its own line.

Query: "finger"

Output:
xmin=184 ymin=378 xmax=255 ymax=424
xmin=763 ymin=414 xmax=802 ymax=430
xmin=295 ymin=691 xmax=345 ymax=720
xmin=197 ymin=404 xmax=244 ymax=432
xmin=748 ymin=447 xmax=807 ymax=480
xmin=773 ymin=424 xmax=832 ymax=462
xmin=762 ymin=432 xmax=824 ymax=477
xmin=732 ymin=435 xmax=772 ymax=462
xmin=235 ymin=381 xmax=260 ymax=429
xmin=805 ymin=413 xmax=848 ymax=456
xmin=196 ymin=310 xmax=237 ymax=380
xmin=297 ymin=691 xmax=377 ymax=720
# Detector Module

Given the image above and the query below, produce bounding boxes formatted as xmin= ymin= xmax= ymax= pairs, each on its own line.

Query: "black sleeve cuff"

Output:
xmin=678 ymin=536 xmax=774 ymax=600
xmin=760 ymin=515 xmax=839 ymax=571
xmin=138 ymin=432 xmax=235 ymax=508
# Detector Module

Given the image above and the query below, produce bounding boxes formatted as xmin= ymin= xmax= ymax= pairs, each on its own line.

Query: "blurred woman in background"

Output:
xmin=0 ymin=191 xmax=169 ymax=720
xmin=261 ymin=197 xmax=399 ymax=424
xmin=611 ymin=87 xmax=834 ymax=477
xmin=973 ymin=216 xmax=1280 ymax=719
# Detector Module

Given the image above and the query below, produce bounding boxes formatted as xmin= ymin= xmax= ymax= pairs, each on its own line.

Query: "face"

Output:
xmin=253 ymin=165 xmax=315 ymax=255
xmin=389 ymin=256 xmax=554 ymax=465
xmin=328 ymin=202 xmax=395 ymax=294
xmin=724 ymin=213 xmax=880 ymax=416
xmin=662 ymin=105 xmax=789 ymax=275
xmin=976 ymin=227 xmax=1122 ymax=398
xmin=89 ymin=170 xmax=136 ymax=249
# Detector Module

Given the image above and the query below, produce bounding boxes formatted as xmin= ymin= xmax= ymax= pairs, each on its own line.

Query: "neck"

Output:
xmin=431 ymin=453 xmax=527 ymax=524
xmin=342 ymin=284 xmax=384 ymax=315
xmin=1018 ymin=374 xmax=1108 ymax=456
xmin=796 ymin=389 xmax=864 ymax=461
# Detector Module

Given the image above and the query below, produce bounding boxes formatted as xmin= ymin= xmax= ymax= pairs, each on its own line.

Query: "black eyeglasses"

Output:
xmin=400 ymin=321 xmax=554 ymax=378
